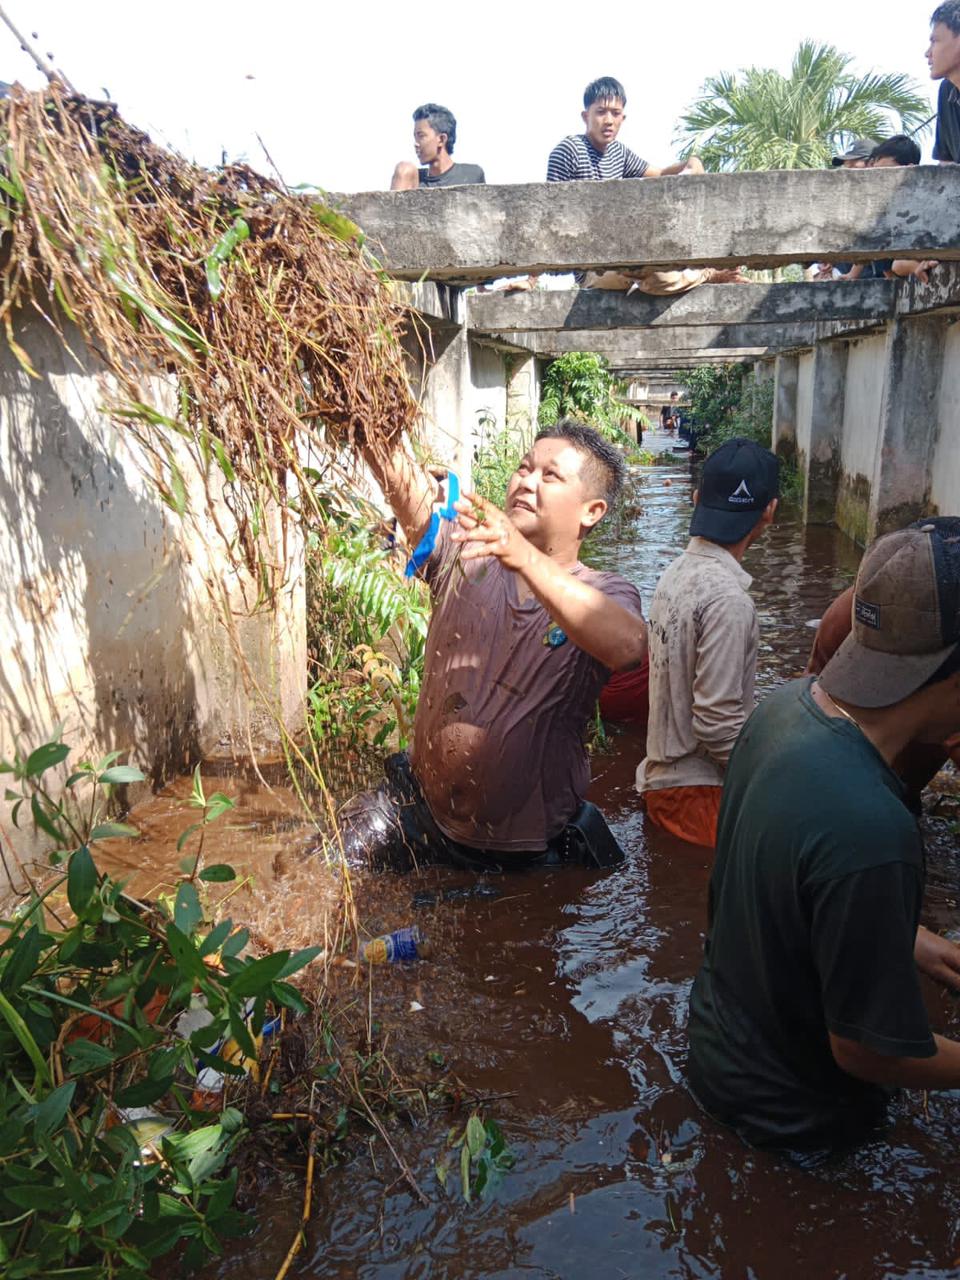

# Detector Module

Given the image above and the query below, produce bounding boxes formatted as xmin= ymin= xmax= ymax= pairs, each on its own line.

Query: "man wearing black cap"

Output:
xmin=637 ymin=438 xmax=779 ymax=848
xmin=688 ymin=520 xmax=960 ymax=1153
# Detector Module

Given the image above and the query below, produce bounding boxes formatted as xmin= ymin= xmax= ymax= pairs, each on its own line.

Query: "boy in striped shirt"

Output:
xmin=546 ymin=76 xmax=701 ymax=184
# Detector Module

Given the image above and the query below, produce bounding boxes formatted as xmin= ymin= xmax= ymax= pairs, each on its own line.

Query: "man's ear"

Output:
xmin=582 ymin=497 xmax=608 ymax=530
xmin=581 ymin=109 xmax=589 ymax=127
xmin=692 ymin=489 xmax=699 ymax=507
xmin=438 ymin=131 xmax=449 ymax=153
xmin=763 ymin=497 xmax=779 ymax=525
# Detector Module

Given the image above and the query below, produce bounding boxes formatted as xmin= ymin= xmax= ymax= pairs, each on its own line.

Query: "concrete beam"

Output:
xmin=509 ymin=324 xmax=816 ymax=358
xmin=336 ymin=167 xmax=960 ymax=282
xmin=608 ymin=353 xmax=767 ymax=369
xmin=466 ymin=281 xmax=897 ymax=333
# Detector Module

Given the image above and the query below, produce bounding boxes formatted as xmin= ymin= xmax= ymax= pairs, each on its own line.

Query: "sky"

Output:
xmin=1 ymin=1 xmax=942 ymax=190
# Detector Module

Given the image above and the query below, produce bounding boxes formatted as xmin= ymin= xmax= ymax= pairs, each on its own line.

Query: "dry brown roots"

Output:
xmin=0 ymin=83 xmax=417 ymax=584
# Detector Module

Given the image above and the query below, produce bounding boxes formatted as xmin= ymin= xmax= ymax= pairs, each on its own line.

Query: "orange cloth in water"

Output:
xmin=643 ymin=785 xmax=722 ymax=849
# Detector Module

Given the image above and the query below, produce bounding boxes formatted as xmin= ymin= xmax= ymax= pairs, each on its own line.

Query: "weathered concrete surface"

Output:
xmin=836 ymin=334 xmax=888 ymax=544
xmin=0 ymin=317 xmax=306 ymax=875
xmin=773 ymin=354 xmax=800 ymax=465
xmin=509 ymin=323 xmax=816 ymax=358
xmin=869 ymin=317 xmax=949 ymax=536
xmin=930 ymin=324 xmax=960 ymax=515
xmin=896 ymin=261 xmax=960 ymax=316
xmin=804 ymin=343 xmax=849 ymax=525
xmin=391 ymin=279 xmax=464 ymax=325
xmin=466 ymin=281 xmax=897 ymax=332
xmin=609 ymin=353 xmax=768 ymax=369
xmin=336 ymin=167 xmax=960 ymax=282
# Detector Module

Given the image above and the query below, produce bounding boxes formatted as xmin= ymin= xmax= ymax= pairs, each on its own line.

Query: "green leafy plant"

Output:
xmin=306 ymin=516 xmax=430 ymax=750
xmin=0 ymin=740 xmax=319 ymax=1276
xmin=436 ymin=1109 xmax=516 ymax=1203
xmin=538 ymin=352 xmax=642 ymax=442
xmin=676 ymin=40 xmax=931 ymax=172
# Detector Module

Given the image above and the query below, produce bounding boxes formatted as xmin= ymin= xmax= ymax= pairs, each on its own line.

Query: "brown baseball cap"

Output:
xmin=819 ymin=518 xmax=960 ymax=708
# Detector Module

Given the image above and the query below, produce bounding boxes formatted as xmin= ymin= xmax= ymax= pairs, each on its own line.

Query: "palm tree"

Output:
xmin=676 ymin=41 xmax=932 ymax=171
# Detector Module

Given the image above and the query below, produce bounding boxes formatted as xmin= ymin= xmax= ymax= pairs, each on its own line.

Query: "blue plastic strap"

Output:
xmin=404 ymin=471 xmax=460 ymax=578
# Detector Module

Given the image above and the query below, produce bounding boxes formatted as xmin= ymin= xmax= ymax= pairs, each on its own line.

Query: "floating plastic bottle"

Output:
xmin=360 ymin=926 xmax=432 ymax=964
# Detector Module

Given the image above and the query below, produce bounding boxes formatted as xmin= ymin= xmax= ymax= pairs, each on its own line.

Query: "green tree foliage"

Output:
xmin=538 ymin=352 xmax=640 ymax=444
xmin=676 ymin=41 xmax=931 ymax=171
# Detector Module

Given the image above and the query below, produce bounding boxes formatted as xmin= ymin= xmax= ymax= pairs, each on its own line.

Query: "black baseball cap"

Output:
xmin=690 ymin=437 xmax=780 ymax=544
xmin=831 ymin=138 xmax=877 ymax=166
xmin=819 ymin=518 xmax=960 ymax=708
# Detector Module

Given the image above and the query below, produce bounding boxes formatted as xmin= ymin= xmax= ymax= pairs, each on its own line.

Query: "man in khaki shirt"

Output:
xmin=637 ymin=439 xmax=779 ymax=847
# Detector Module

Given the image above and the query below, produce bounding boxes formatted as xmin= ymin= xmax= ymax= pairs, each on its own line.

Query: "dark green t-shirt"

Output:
xmin=688 ymin=678 xmax=935 ymax=1150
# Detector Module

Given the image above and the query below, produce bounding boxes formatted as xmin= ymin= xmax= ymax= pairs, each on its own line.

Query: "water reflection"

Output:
xmin=202 ymin=463 xmax=960 ymax=1279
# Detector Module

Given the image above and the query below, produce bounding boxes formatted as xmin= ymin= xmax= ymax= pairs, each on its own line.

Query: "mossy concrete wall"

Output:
xmin=0 ymin=318 xmax=306 ymax=877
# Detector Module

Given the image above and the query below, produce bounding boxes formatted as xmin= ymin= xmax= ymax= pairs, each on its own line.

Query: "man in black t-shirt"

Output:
xmin=390 ymin=103 xmax=486 ymax=190
xmin=689 ymin=519 xmax=960 ymax=1153
xmin=929 ymin=3 xmax=960 ymax=162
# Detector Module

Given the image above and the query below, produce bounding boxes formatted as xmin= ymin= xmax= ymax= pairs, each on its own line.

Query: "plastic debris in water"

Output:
xmin=360 ymin=926 xmax=432 ymax=963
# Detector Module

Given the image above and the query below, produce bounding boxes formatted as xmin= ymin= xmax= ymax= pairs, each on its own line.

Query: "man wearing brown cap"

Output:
xmin=688 ymin=521 xmax=960 ymax=1152
xmin=806 ymin=517 xmax=960 ymax=810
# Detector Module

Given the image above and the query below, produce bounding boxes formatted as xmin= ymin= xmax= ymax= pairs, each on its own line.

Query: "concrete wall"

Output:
xmin=0 ymin=317 xmax=305 ymax=871
xmin=785 ymin=321 xmax=955 ymax=545
xmin=794 ymin=351 xmax=815 ymax=470
xmin=930 ymin=324 xmax=960 ymax=516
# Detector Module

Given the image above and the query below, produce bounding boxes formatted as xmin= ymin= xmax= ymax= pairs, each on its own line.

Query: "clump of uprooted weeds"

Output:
xmin=0 ymin=83 xmax=418 ymax=592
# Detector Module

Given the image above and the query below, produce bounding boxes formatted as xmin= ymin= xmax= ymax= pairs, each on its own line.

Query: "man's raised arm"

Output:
xmin=362 ymin=440 xmax=438 ymax=550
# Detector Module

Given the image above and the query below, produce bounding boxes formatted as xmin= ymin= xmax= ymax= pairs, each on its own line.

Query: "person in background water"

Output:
xmin=688 ymin=521 xmax=960 ymax=1155
xmin=806 ymin=518 xmax=960 ymax=809
xmin=659 ymin=393 xmax=681 ymax=434
xmin=929 ymin=1 xmax=960 ymax=163
xmin=637 ymin=439 xmax=779 ymax=849
xmin=390 ymin=103 xmax=486 ymax=190
xmin=336 ymin=420 xmax=646 ymax=872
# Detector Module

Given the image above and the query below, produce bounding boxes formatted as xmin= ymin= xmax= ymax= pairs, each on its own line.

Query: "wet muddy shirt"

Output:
xmin=638 ymin=538 xmax=757 ymax=794
xmin=688 ymin=679 xmax=935 ymax=1150
xmin=409 ymin=524 xmax=643 ymax=852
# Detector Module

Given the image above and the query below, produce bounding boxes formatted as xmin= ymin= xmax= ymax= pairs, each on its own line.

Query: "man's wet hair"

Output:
xmin=870 ymin=135 xmax=922 ymax=166
xmin=413 ymin=103 xmax=457 ymax=153
xmin=583 ymin=77 xmax=626 ymax=110
xmin=535 ymin=418 xmax=626 ymax=509
xmin=932 ymin=2 xmax=960 ymax=34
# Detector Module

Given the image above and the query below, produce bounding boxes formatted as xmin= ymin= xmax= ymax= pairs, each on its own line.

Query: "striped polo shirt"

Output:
xmin=546 ymin=134 xmax=648 ymax=182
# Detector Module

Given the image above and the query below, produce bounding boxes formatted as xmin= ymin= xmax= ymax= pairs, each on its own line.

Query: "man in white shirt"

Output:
xmin=637 ymin=439 xmax=779 ymax=848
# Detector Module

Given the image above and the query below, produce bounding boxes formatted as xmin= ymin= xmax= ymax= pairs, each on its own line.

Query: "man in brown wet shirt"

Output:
xmin=337 ymin=419 xmax=647 ymax=870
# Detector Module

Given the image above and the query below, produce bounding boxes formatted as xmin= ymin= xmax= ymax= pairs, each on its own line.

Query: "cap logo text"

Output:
xmin=729 ymin=479 xmax=754 ymax=504
xmin=855 ymin=597 xmax=881 ymax=630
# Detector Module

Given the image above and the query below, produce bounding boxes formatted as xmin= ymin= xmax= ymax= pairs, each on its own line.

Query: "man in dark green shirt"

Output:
xmin=689 ymin=518 xmax=960 ymax=1152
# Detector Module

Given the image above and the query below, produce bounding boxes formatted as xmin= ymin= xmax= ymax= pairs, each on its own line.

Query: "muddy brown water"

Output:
xmin=119 ymin=457 xmax=960 ymax=1278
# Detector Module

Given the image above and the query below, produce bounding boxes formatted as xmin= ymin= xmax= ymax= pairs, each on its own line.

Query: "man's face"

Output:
xmin=413 ymin=120 xmax=445 ymax=164
xmin=870 ymin=155 xmax=899 ymax=168
xmin=505 ymin=438 xmax=605 ymax=547
xmin=927 ymin=22 xmax=960 ymax=80
xmin=581 ymin=98 xmax=625 ymax=152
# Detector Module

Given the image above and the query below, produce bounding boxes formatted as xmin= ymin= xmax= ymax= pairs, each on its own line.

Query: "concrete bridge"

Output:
xmin=340 ymin=167 xmax=960 ymax=547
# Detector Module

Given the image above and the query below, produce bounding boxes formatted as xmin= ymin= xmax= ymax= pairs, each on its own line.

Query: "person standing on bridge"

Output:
xmin=637 ymin=439 xmax=779 ymax=849
xmin=929 ymin=2 xmax=960 ymax=163
xmin=390 ymin=104 xmax=486 ymax=190
xmin=546 ymin=77 xmax=746 ymax=293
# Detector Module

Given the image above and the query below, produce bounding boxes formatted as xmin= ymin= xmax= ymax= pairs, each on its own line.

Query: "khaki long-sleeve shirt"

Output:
xmin=637 ymin=538 xmax=758 ymax=794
